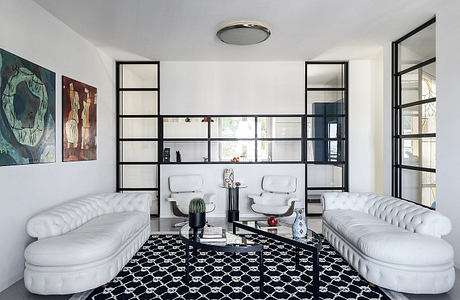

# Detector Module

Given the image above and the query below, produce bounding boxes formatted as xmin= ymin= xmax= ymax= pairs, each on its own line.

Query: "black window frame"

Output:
xmin=116 ymin=61 xmax=160 ymax=217
xmin=392 ymin=17 xmax=436 ymax=209
xmin=305 ymin=61 xmax=349 ymax=217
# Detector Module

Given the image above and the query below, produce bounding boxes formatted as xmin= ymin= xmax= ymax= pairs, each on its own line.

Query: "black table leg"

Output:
xmin=295 ymin=247 xmax=300 ymax=269
xmin=185 ymin=245 xmax=190 ymax=284
xmin=312 ymin=249 xmax=320 ymax=300
xmin=259 ymin=250 xmax=264 ymax=296
xmin=233 ymin=223 xmax=236 ymax=234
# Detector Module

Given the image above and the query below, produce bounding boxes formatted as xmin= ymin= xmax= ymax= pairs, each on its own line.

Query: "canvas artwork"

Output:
xmin=0 ymin=48 xmax=56 ymax=167
xmin=62 ymin=76 xmax=97 ymax=161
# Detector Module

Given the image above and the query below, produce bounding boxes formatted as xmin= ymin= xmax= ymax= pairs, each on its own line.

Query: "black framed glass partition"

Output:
xmin=116 ymin=62 xmax=160 ymax=216
xmin=161 ymin=115 xmax=304 ymax=163
xmin=392 ymin=18 xmax=436 ymax=209
xmin=305 ymin=62 xmax=349 ymax=216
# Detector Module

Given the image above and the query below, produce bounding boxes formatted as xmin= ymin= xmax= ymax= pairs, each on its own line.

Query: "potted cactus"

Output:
xmin=189 ymin=198 xmax=206 ymax=240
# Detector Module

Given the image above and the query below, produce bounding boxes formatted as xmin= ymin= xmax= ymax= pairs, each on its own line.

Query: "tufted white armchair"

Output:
xmin=249 ymin=175 xmax=299 ymax=217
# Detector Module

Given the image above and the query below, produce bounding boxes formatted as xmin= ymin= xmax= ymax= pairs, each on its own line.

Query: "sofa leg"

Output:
xmin=101 ymin=284 xmax=108 ymax=288
xmin=368 ymin=282 xmax=376 ymax=288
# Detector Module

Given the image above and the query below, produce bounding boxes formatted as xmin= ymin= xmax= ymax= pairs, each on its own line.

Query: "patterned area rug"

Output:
xmin=86 ymin=234 xmax=390 ymax=300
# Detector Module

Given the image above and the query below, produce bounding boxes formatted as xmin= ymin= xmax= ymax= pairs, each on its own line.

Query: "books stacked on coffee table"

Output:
xmin=200 ymin=226 xmax=226 ymax=244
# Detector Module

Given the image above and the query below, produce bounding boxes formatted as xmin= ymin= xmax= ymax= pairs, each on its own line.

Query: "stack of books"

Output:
xmin=200 ymin=226 xmax=226 ymax=244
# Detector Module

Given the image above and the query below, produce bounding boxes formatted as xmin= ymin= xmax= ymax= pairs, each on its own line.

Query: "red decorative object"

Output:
xmin=267 ymin=216 xmax=278 ymax=227
xmin=235 ymin=182 xmax=241 ymax=187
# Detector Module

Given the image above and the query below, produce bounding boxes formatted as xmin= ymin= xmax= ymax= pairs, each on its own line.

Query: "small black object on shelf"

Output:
xmin=163 ymin=148 xmax=170 ymax=162
xmin=176 ymin=151 xmax=182 ymax=163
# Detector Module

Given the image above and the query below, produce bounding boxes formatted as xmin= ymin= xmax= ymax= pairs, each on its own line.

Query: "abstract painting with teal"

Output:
xmin=0 ymin=48 xmax=55 ymax=166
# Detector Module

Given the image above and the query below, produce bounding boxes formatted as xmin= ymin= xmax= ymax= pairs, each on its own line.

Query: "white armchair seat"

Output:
xmin=322 ymin=192 xmax=455 ymax=294
xmin=250 ymin=175 xmax=299 ymax=217
xmin=168 ymin=175 xmax=216 ymax=217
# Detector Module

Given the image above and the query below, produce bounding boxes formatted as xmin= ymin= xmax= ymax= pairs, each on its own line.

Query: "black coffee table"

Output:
xmin=233 ymin=220 xmax=322 ymax=300
xmin=179 ymin=224 xmax=265 ymax=295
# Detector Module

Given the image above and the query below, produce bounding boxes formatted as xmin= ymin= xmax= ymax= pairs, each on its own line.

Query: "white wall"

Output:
xmin=161 ymin=62 xmax=305 ymax=115
xmin=0 ymin=0 xmax=115 ymax=291
xmin=436 ymin=1 xmax=460 ymax=267
xmin=160 ymin=164 xmax=305 ymax=218
xmin=349 ymin=59 xmax=384 ymax=193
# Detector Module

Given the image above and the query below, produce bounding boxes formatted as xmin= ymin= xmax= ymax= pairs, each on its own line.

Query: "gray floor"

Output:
xmin=1 ymin=217 xmax=457 ymax=300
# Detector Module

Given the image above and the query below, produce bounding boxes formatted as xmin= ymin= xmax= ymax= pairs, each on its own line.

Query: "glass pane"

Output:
xmin=307 ymin=117 xmax=345 ymax=138
xmin=401 ymin=137 xmax=436 ymax=169
xmin=257 ymin=141 xmax=301 ymax=162
xmin=164 ymin=117 xmax=208 ymax=138
xmin=402 ymin=169 xmax=436 ymax=208
xmin=211 ymin=141 xmax=255 ymax=162
xmin=402 ymin=102 xmax=436 ymax=135
xmin=122 ymin=191 xmax=158 ymax=215
xmin=120 ymin=141 xmax=157 ymax=162
xmin=121 ymin=165 xmax=158 ymax=188
xmin=211 ymin=117 xmax=255 ymax=138
xmin=257 ymin=117 xmax=302 ymax=138
xmin=163 ymin=141 xmax=208 ymax=163
xmin=307 ymin=91 xmax=345 ymax=114
xmin=120 ymin=118 xmax=157 ymax=138
xmin=307 ymin=140 xmax=344 ymax=163
xmin=121 ymin=64 xmax=158 ymax=88
xmin=120 ymin=91 xmax=157 ymax=115
xmin=307 ymin=164 xmax=343 ymax=187
xmin=307 ymin=64 xmax=344 ymax=88
xmin=398 ymin=23 xmax=435 ymax=72
xmin=401 ymin=62 xmax=436 ymax=104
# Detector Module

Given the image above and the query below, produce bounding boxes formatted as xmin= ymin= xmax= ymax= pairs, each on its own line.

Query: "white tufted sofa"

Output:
xmin=321 ymin=192 xmax=455 ymax=294
xmin=24 ymin=193 xmax=152 ymax=295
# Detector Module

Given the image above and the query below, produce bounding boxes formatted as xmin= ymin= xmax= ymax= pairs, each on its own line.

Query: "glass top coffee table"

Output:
xmin=233 ymin=220 xmax=322 ymax=299
xmin=179 ymin=224 xmax=265 ymax=295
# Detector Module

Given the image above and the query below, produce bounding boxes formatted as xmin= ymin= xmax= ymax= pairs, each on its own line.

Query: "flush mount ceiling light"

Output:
xmin=217 ymin=21 xmax=271 ymax=45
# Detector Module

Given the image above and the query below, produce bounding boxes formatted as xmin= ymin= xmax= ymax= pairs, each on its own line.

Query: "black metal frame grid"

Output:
xmin=116 ymin=61 xmax=160 ymax=217
xmin=161 ymin=114 xmax=305 ymax=164
xmin=305 ymin=61 xmax=349 ymax=217
xmin=392 ymin=18 xmax=436 ymax=209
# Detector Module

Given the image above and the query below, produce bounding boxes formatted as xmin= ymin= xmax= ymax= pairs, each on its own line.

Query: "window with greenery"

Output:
xmin=392 ymin=18 xmax=436 ymax=208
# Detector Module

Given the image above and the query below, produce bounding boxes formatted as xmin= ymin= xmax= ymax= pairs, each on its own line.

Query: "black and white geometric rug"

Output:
xmin=86 ymin=234 xmax=390 ymax=300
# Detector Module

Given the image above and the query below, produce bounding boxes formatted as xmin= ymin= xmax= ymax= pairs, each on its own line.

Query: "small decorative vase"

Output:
xmin=292 ymin=208 xmax=307 ymax=238
xmin=223 ymin=168 xmax=234 ymax=187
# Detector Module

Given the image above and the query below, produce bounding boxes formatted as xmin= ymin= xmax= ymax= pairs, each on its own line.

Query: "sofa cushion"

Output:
xmin=324 ymin=209 xmax=454 ymax=266
xmin=25 ymin=211 xmax=148 ymax=267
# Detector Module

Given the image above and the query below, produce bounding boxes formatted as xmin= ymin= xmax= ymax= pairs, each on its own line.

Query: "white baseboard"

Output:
xmin=0 ymin=271 xmax=23 ymax=294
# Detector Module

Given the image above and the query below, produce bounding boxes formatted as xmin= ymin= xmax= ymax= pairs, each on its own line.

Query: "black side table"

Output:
xmin=219 ymin=184 xmax=247 ymax=222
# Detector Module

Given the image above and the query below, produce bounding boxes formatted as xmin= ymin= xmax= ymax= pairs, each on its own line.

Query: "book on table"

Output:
xmin=200 ymin=227 xmax=226 ymax=243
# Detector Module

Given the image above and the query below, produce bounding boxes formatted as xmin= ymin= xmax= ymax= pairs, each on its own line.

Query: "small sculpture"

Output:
xmin=267 ymin=216 xmax=278 ymax=227
xmin=176 ymin=151 xmax=182 ymax=163
xmin=223 ymin=168 xmax=234 ymax=187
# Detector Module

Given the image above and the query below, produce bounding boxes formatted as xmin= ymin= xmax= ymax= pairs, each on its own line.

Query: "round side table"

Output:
xmin=219 ymin=184 xmax=247 ymax=222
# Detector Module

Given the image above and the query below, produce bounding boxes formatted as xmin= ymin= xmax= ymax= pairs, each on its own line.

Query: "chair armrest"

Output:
xmin=287 ymin=197 xmax=299 ymax=205
xmin=248 ymin=194 xmax=261 ymax=201
xmin=204 ymin=193 xmax=216 ymax=204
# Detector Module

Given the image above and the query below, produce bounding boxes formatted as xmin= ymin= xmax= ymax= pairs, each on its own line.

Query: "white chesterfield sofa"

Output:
xmin=24 ymin=193 xmax=152 ymax=295
xmin=322 ymin=192 xmax=455 ymax=294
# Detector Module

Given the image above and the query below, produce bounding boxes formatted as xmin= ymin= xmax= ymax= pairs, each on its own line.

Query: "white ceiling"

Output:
xmin=33 ymin=0 xmax=444 ymax=61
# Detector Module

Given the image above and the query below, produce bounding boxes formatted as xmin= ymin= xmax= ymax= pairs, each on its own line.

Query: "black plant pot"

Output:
xmin=189 ymin=212 xmax=206 ymax=241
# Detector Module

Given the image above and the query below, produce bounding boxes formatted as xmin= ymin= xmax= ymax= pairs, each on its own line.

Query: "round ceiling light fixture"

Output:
xmin=217 ymin=21 xmax=271 ymax=45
